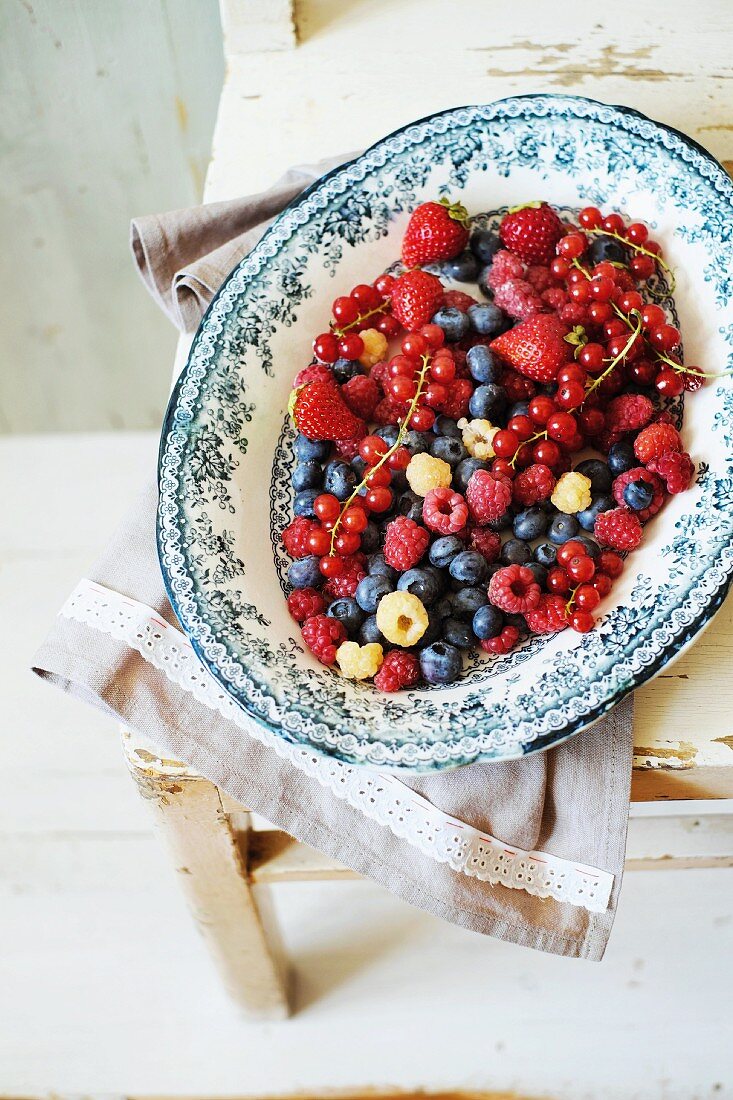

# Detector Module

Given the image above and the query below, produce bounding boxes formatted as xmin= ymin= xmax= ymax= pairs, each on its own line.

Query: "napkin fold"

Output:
xmin=33 ymin=156 xmax=634 ymax=960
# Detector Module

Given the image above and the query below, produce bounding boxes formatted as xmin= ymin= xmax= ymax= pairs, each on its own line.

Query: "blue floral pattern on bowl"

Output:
xmin=158 ymin=94 xmax=733 ymax=771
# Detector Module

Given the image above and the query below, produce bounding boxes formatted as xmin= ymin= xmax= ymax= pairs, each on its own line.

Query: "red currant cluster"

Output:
xmin=546 ymin=540 xmax=624 ymax=634
xmin=312 ymin=275 xmax=399 ymax=364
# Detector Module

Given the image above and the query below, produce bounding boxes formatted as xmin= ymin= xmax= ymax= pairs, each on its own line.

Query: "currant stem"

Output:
xmin=584 ymin=227 xmax=676 ymax=293
xmin=585 ymin=314 xmax=643 ymax=398
xmin=331 ymin=298 xmax=391 ymax=338
xmin=328 ymin=352 xmax=433 ymax=554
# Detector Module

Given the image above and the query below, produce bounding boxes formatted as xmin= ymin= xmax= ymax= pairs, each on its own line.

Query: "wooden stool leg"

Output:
xmin=127 ymin=757 xmax=292 ymax=1019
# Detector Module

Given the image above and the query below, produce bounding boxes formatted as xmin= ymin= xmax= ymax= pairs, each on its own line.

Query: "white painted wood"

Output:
xmin=219 ymin=0 xmax=296 ymax=53
xmin=0 ymin=0 xmax=224 ymax=433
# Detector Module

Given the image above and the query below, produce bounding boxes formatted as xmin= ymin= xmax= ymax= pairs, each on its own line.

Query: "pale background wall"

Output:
xmin=0 ymin=0 xmax=224 ymax=433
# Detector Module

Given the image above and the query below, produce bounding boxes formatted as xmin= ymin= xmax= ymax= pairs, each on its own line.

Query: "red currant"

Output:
xmin=570 ymin=609 xmax=595 ymax=633
xmin=629 ymin=358 xmax=656 ymax=386
xmin=430 ymin=357 xmax=456 ymax=383
xmin=588 ymin=301 xmax=613 ymax=325
xmin=528 ymin=395 xmax=557 ymax=425
xmin=557 ymin=541 xmax=588 ymax=567
xmin=338 ymin=333 xmax=364 ymax=360
xmin=419 ymin=323 xmax=445 ymax=349
xmin=557 ymin=232 xmax=588 ymax=259
xmin=359 ymin=435 xmax=388 ymax=464
xmin=618 ymin=290 xmax=643 ymax=314
xmin=604 ymin=319 xmax=627 ymax=340
xmin=550 ymin=256 xmax=571 ymax=280
xmin=314 ymin=493 xmax=341 ymax=523
xmin=598 ymin=551 xmax=624 ymax=578
xmin=567 ymin=554 xmax=596 ymax=583
xmin=365 ymin=465 xmax=392 ymax=488
xmin=424 ymin=382 xmax=448 ymax=408
xmin=546 ymin=411 xmax=578 ymax=444
xmin=402 ymin=333 xmax=427 ymax=359
xmin=578 ymin=343 xmax=605 ymax=373
xmin=387 ymin=446 xmax=411 ymax=471
xmin=364 ymin=486 xmax=393 ymax=512
xmin=557 ymin=381 xmax=585 ymax=409
xmin=641 ymin=304 xmax=666 ymax=330
xmin=507 ymin=414 xmax=534 ymax=441
xmin=491 ymin=457 xmax=515 ymax=480
xmin=601 ymin=213 xmax=624 ymax=235
xmin=557 ymin=364 xmax=587 ymax=386
xmin=574 ymin=584 xmax=601 ymax=611
xmin=341 ymin=505 xmax=368 ymax=533
xmin=569 ymin=280 xmax=590 ymax=303
xmin=332 ymin=295 xmax=360 ymax=326
xmin=313 ymin=332 xmax=338 ymax=363
xmin=351 ymin=283 xmax=380 ymax=308
xmin=578 ymin=407 xmax=605 ymax=436
xmin=389 ymin=376 xmax=417 ymax=402
xmin=630 ymin=254 xmax=655 ymax=280
xmin=319 ymin=555 xmax=344 ymax=578
xmin=645 ymin=239 xmax=662 ymax=256
xmin=649 ymin=324 xmax=680 ymax=352
xmin=334 ymin=531 xmax=361 ymax=555
xmin=589 ymin=274 xmax=615 ymax=302
xmin=377 ymin=315 xmax=400 ymax=337
xmin=410 ymin=406 xmax=435 ymax=431
xmin=307 ymin=527 xmax=331 ymax=556
xmin=626 ymin=222 xmax=648 ymax=245
xmin=579 ymin=206 xmax=603 ymax=229
xmin=374 ymin=273 xmax=395 ymax=296
xmin=655 ymin=369 xmax=684 ymax=397
xmin=547 ymin=567 xmax=571 ymax=594
xmin=592 ymin=573 xmax=613 ymax=598
xmin=492 ymin=429 xmax=520 ymax=458
xmin=533 ymin=439 xmax=561 ymax=467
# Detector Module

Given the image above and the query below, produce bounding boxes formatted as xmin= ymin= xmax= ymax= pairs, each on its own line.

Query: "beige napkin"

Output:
xmin=33 ymin=159 xmax=634 ymax=960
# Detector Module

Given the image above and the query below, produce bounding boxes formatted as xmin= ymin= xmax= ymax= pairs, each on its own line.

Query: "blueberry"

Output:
xmin=624 ymin=479 xmax=654 ymax=511
xmin=513 ymin=507 xmax=548 ymax=541
xmin=508 ymin=400 xmax=530 ymax=419
xmin=588 ymin=235 xmax=627 ymax=265
xmin=431 ymin=306 xmax=470 ymax=343
xmin=405 ymin=430 xmax=433 ymax=455
xmin=469 ymin=383 xmax=506 ymax=420
xmin=397 ymin=490 xmax=423 ymax=523
xmin=433 ymin=415 xmax=463 ymax=438
xmin=292 ymin=460 xmax=323 ymax=493
xmin=548 ymin=513 xmax=580 ymax=545
xmin=534 ymin=541 xmax=557 ymax=567
xmin=525 ymin=562 xmax=548 ymax=587
xmin=470 ymin=228 xmax=502 ymax=265
xmin=359 ymin=615 xmax=385 ymax=646
xmin=468 ymin=302 xmax=504 ymax=337
xmin=360 ymin=522 xmax=381 ymax=554
xmin=324 ymin=460 xmax=357 ymax=501
xmin=418 ymin=608 xmax=444 ymax=648
xmin=419 ymin=641 xmax=463 ymax=685
xmin=577 ymin=494 xmax=614 ymax=531
xmin=288 ymin=556 xmax=322 ymax=589
xmin=424 ymin=564 xmax=448 ymax=595
xmin=575 ymin=459 xmax=613 ymax=496
xmin=477 ymin=265 xmax=494 ymax=300
xmin=485 ymin=561 xmax=505 ymax=580
xmin=487 ymin=509 xmax=514 ymax=532
xmin=607 ymin=441 xmax=636 ymax=476
xmin=355 ymin=574 xmax=394 ymax=613
xmin=442 ymin=250 xmax=480 ymax=282
xmin=472 ymin=604 xmax=504 ymax=640
xmin=501 ymin=538 xmax=532 ymax=566
xmin=449 ymin=550 xmax=488 ymax=586
xmin=327 ymin=597 xmax=364 ymax=637
xmin=443 ymin=618 xmax=477 ymax=649
xmin=504 ymin=612 xmax=529 ymax=636
xmin=351 ymin=455 xmax=367 ymax=479
xmin=574 ymin=535 xmax=601 ymax=560
xmin=294 ymin=434 xmax=330 ymax=462
xmin=430 ymin=435 xmax=467 ymax=466
xmin=391 ymin=470 xmax=409 ymax=495
xmin=429 ymin=535 xmax=465 ymax=569
xmin=454 ymin=457 xmax=490 ymax=493
xmin=433 ymin=593 xmax=457 ymax=620
xmin=398 ymin=567 xmax=442 ymax=606
xmin=376 ymin=425 xmax=400 ymax=447
xmin=452 ymin=586 xmax=489 ymax=621
xmin=466 ymin=344 xmax=501 ymax=384
xmin=332 ymin=357 xmax=362 ymax=383
xmin=367 ymin=552 xmax=397 ymax=581
xmin=293 ymin=489 xmax=320 ymax=518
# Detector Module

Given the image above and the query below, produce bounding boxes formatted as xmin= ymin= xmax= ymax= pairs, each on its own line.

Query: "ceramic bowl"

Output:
xmin=158 ymin=94 xmax=733 ymax=771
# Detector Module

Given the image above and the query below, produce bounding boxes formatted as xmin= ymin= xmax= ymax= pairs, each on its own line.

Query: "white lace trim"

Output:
xmin=61 ymin=578 xmax=614 ymax=913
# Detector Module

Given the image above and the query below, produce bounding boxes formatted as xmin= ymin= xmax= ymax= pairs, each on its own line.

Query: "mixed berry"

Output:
xmin=280 ymin=197 xmax=702 ymax=690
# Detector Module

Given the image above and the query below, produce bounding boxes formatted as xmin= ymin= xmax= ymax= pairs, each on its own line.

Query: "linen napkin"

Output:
xmin=32 ymin=158 xmax=634 ymax=960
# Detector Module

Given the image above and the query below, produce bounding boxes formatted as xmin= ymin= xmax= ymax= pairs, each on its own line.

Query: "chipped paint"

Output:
xmin=634 ymin=740 xmax=699 ymax=765
xmin=134 ymin=747 xmax=187 ymax=769
xmin=713 ymin=735 xmax=733 ymax=751
xmin=174 ymin=94 xmax=189 ymax=132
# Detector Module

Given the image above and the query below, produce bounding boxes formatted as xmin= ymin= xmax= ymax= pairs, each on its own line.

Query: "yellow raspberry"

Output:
xmin=406 ymin=452 xmax=452 ymax=497
xmin=458 ymin=417 xmax=499 ymax=460
xmin=550 ymin=471 xmax=592 ymax=514
xmin=336 ymin=641 xmax=384 ymax=680
xmin=358 ymin=328 xmax=388 ymax=369
xmin=376 ymin=591 xmax=429 ymax=647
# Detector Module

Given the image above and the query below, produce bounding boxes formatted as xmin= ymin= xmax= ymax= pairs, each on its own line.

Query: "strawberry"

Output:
xmin=402 ymin=199 xmax=470 ymax=267
xmin=490 ymin=315 xmax=571 ymax=384
xmin=499 ymin=202 xmax=565 ymax=265
xmin=290 ymin=379 xmax=363 ymax=441
xmin=390 ymin=270 xmax=444 ymax=330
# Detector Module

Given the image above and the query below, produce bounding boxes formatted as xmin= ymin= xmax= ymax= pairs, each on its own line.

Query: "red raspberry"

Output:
xmin=541 ymin=286 xmax=568 ymax=311
xmin=487 ymin=250 xmax=525 ymax=285
xmin=595 ymin=427 xmax=623 ymax=455
xmin=451 ymin=347 xmax=471 ymax=379
xmin=282 ymin=516 xmax=317 ymax=559
xmin=435 ymin=378 xmax=472 ymax=420
xmin=322 ymin=553 xmax=367 ymax=600
xmin=374 ymin=650 xmax=421 ymax=693
xmin=468 ymin=525 xmax=501 ymax=562
xmin=294 ymin=362 xmax=333 ymax=387
xmin=383 ymin=516 xmax=430 ymax=570
xmin=501 ymin=368 xmax=537 ymax=403
xmin=605 ymin=393 xmax=654 ymax=435
xmin=594 ymin=507 xmax=643 ymax=551
xmin=524 ymin=593 xmax=569 ymax=634
xmin=287 ymin=587 xmax=326 ymax=623
xmin=647 ymin=450 xmax=695 ymax=494
xmin=492 ymin=277 xmax=545 ymax=320
xmin=488 ymin=564 xmax=541 ymax=614
xmin=560 ymin=301 xmax=588 ymax=325
xmin=301 ymin=614 xmax=346 ymax=666
xmin=341 ymin=375 xmax=379 ymax=420
xmin=513 ymin=463 xmax=556 ymax=507
xmin=634 ymin=422 xmax=683 ymax=464
xmin=612 ymin=467 xmax=665 ymax=522
xmin=525 ymin=265 xmax=554 ymax=293
xmin=423 ymin=487 xmax=469 ymax=534
xmin=466 ymin=470 xmax=513 ymax=524
xmin=480 ymin=625 xmax=520 ymax=655
xmin=334 ymin=434 xmax=364 ymax=461
xmin=442 ymin=289 xmax=478 ymax=313
xmin=370 ymin=359 xmax=391 ymax=392
xmin=374 ymin=394 xmax=410 ymax=425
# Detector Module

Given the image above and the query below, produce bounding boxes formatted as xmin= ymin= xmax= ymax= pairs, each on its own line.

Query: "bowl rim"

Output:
xmin=157 ymin=92 xmax=733 ymax=770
